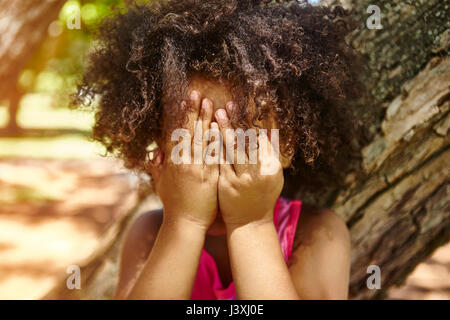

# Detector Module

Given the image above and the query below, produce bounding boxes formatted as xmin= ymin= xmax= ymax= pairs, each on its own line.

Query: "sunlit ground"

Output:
xmin=0 ymin=158 xmax=140 ymax=299
xmin=0 ymin=93 xmax=103 ymax=159
xmin=0 ymin=94 xmax=140 ymax=299
xmin=0 ymin=93 xmax=448 ymax=299
xmin=388 ymin=245 xmax=450 ymax=299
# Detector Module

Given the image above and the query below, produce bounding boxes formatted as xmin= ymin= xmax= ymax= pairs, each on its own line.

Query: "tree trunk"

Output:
xmin=0 ymin=0 xmax=66 ymax=130
xmin=329 ymin=0 xmax=450 ymax=299
xmin=43 ymin=0 xmax=450 ymax=299
xmin=5 ymin=76 xmax=20 ymax=131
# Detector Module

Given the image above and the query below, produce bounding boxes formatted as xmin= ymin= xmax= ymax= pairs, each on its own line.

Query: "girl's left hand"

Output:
xmin=214 ymin=102 xmax=284 ymax=228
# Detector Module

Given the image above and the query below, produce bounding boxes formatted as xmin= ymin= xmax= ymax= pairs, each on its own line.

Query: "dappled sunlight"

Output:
xmin=18 ymin=94 xmax=94 ymax=131
xmin=388 ymin=245 xmax=450 ymax=300
xmin=0 ymin=275 xmax=55 ymax=300
xmin=0 ymin=135 xmax=104 ymax=159
xmin=0 ymin=218 xmax=98 ymax=267
xmin=0 ymin=158 xmax=140 ymax=299
xmin=0 ymin=215 xmax=99 ymax=300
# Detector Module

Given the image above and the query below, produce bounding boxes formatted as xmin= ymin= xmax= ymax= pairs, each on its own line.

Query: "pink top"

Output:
xmin=190 ymin=197 xmax=302 ymax=300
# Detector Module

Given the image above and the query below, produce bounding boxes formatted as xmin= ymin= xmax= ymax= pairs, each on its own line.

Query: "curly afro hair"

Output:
xmin=73 ymin=0 xmax=364 ymax=196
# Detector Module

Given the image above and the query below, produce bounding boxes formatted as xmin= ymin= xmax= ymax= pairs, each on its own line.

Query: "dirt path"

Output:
xmin=387 ymin=244 xmax=450 ymax=299
xmin=0 ymin=158 xmax=139 ymax=299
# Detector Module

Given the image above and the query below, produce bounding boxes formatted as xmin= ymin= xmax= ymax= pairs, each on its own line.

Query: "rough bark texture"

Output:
xmin=0 ymin=0 xmax=65 ymax=128
xmin=331 ymin=0 xmax=450 ymax=299
xmin=43 ymin=0 xmax=449 ymax=299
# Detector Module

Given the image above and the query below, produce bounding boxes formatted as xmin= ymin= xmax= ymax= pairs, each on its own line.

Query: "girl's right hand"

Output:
xmin=149 ymin=90 xmax=219 ymax=231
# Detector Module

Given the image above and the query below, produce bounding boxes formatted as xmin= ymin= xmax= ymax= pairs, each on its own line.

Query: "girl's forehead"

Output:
xmin=161 ymin=73 xmax=278 ymax=135
xmin=186 ymin=74 xmax=278 ymax=127
xmin=187 ymin=74 xmax=234 ymax=112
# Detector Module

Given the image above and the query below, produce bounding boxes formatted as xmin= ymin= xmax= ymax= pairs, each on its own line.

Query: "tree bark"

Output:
xmin=330 ymin=0 xmax=450 ymax=299
xmin=43 ymin=0 xmax=450 ymax=299
xmin=0 ymin=0 xmax=66 ymax=129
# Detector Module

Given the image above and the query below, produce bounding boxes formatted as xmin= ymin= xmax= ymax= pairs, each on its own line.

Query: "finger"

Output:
xmin=166 ymin=91 xmax=201 ymax=163
xmin=192 ymin=115 xmax=203 ymax=164
xmin=258 ymin=129 xmax=281 ymax=176
xmin=217 ymin=107 xmax=251 ymax=175
xmin=186 ymin=90 xmax=203 ymax=164
xmin=185 ymin=90 xmax=202 ymax=136
xmin=204 ymin=122 xmax=220 ymax=176
xmin=201 ymin=98 xmax=213 ymax=154
xmin=215 ymin=108 xmax=240 ymax=177
xmin=215 ymin=108 xmax=233 ymax=165
xmin=225 ymin=101 xmax=233 ymax=120
xmin=226 ymin=101 xmax=254 ymax=167
xmin=247 ymin=129 xmax=258 ymax=166
xmin=204 ymin=121 xmax=220 ymax=165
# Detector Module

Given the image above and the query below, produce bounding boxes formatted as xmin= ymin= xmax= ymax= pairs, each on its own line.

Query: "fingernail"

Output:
xmin=202 ymin=99 xmax=210 ymax=109
xmin=211 ymin=122 xmax=218 ymax=129
xmin=216 ymin=109 xmax=228 ymax=120
xmin=152 ymin=150 xmax=160 ymax=163
xmin=156 ymin=152 xmax=162 ymax=164
xmin=226 ymin=102 xmax=233 ymax=111
xmin=190 ymin=90 xmax=199 ymax=100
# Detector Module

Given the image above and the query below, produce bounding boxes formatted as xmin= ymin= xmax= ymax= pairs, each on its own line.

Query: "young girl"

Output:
xmin=74 ymin=0 xmax=362 ymax=300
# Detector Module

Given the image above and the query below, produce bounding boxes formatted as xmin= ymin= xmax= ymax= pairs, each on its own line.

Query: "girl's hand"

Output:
xmin=214 ymin=102 xmax=284 ymax=227
xmin=149 ymin=91 xmax=219 ymax=230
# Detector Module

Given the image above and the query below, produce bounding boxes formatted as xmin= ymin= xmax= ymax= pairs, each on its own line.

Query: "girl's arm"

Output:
xmin=215 ymin=102 xmax=351 ymax=299
xmin=227 ymin=207 xmax=351 ymax=300
xmin=214 ymin=104 xmax=299 ymax=299
xmin=226 ymin=210 xmax=351 ymax=300
xmin=113 ymin=210 xmax=163 ymax=299
xmin=127 ymin=217 xmax=207 ymax=299
xmin=227 ymin=220 xmax=299 ymax=299
xmin=288 ymin=207 xmax=351 ymax=299
xmin=127 ymin=91 xmax=219 ymax=299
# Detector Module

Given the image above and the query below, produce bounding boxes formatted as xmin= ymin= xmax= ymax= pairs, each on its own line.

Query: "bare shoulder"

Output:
xmin=126 ymin=209 xmax=164 ymax=245
xmin=293 ymin=204 xmax=350 ymax=250
xmin=114 ymin=209 xmax=163 ymax=299
xmin=289 ymin=204 xmax=351 ymax=299
xmin=121 ymin=209 xmax=164 ymax=265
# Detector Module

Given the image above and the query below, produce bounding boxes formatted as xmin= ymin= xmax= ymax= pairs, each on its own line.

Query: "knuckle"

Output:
xmin=240 ymin=173 xmax=253 ymax=185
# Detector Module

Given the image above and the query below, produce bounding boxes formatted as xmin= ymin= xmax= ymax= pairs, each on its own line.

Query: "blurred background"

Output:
xmin=0 ymin=0 xmax=448 ymax=299
xmin=0 ymin=0 xmax=161 ymax=299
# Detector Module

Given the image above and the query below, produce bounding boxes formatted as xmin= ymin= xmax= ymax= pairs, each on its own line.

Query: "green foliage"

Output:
xmin=27 ymin=0 xmax=129 ymax=107
xmin=0 ymin=0 xmax=133 ymax=160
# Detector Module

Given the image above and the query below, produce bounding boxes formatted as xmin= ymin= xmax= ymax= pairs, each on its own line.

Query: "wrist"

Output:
xmin=226 ymin=219 xmax=277 ymax=248
xmin=162 ymin=214 xmax=210 ymax=235
xmin=225 ymin=215 xmax=274 ymax=234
